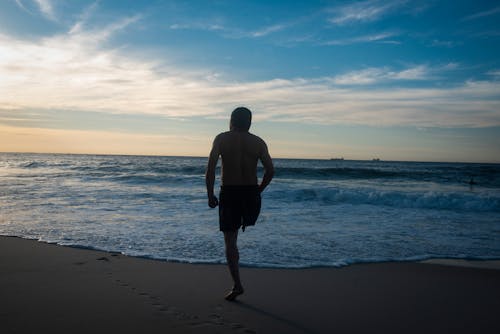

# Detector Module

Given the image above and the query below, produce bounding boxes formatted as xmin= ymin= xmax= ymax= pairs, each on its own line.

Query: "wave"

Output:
xmin=269 ymin=187 xmax=500 ymax=212
xmin=109 ymin=173 xmax=202 ymax=185
xmin=21 ymin=161 xmax=45 ymax=168
xmin=275 ymin=166 xmax=495 ymax=182
xmin=14 ymin=155 xmax=499 ymax=186
xmin=275 ymin=167 xmax=400 ymax=179
xmin=68 ymin=164 xmax=208 ymax=176
xmin=12 ymin=155 xmax=500 ymax=190
xmin=65 ymin=165 xmax=498 ymax=184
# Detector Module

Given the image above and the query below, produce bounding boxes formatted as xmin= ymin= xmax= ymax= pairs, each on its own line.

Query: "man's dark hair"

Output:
xmin=231 ymin=107 xmax=252 ymax=131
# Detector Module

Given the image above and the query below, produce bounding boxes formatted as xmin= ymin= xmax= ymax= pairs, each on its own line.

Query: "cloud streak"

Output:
xmin=168 ymin=18 xmax=294 ymax=39
xmin=327 ymin=0 xmax=407 ymax=25
xmin=15 ymin=0 xmax=57 ymax=21
xmin=331 ymin=65 xmax=430 ymax=85
xmin=34 ymin=0 xmax=56 ymax=21
xmin=250 ymin=24 xmax=287 ymax=38
xmin=322 ymin=32 xmax=399 ymax=45
xmin=169 ymin=22 xmax=224 ymax=32
xmin=462 ymin=6 xmax=500 ymax=21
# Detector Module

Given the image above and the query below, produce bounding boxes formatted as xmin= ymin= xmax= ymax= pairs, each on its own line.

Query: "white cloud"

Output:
xmin=328 ymin=0 xmax=406 ymax=25
xmin=332 ymin=65 xmax=429 ymax=84
xmin=251 ymin=24 xmax=287 ymax=37
xmin=245 ymin=79 xmax=500 ymax=128
xmin=430 ymin=39 xmax=461 ymax=48
xmin=323 ymin=32 xmax=398 ymax=45
xmin=391 ymin=65 xmax=428 ymax=80
xmin=15 ymin=0 xmax=57 ymax=21
xmin=34 ymin=0 xmax=56 ymax=21
xmin=332 ymin=68 xmax=387 ymax=85
xmin=487 ymin=70 xmax=500 ymax=77
xmin=462 ymin=6 xmax=500 ymax=21
xmin=14 ymin=0 xmax=31 ymax=14
xmin=68 ymin=1 xmax=100 ymax=35
xmin=442 ymin=62 xmax=459 ymax=70
xmin=167 ymin=19 xmax=292 ymax=39
xmin=169 ymin=22 xmax=224 ymax=32
xmin=67 ymin=14 xmax=141 ymax=45
xmin=1 ymin=15 xmax=499 ymax=130
xmin=331 ymin=64 xmax=462 ymax=85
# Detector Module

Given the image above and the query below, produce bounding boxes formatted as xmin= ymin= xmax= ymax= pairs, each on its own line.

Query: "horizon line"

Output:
xmin=1 ymin=151 xmax=498 ymax=165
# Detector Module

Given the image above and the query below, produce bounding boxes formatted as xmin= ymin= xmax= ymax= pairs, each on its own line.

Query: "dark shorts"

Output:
xmin=219 ymin=185 xmax=261 ymax=232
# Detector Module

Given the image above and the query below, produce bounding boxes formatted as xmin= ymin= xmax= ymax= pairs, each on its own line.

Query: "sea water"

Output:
xmin=0 ymin=153 xmax=499 ymax=268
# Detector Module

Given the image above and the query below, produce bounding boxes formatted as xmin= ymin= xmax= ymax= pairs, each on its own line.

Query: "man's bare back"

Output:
xmin=211 ymin=130 xmax=272 ymax=187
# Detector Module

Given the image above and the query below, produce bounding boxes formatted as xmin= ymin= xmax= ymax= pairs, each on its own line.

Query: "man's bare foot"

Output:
xmin=224 ymin=287 xmax=244 ymax=301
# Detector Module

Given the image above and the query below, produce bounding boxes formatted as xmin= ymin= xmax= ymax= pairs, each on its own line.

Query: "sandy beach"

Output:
xmin=1 ymin=235 xmax=499 ymax=334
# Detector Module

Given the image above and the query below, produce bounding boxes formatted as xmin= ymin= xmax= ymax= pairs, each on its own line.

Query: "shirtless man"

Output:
xmin=205 ymin=107 xmax=274 ymax=301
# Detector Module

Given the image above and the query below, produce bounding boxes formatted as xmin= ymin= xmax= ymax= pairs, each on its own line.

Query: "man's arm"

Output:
xmin=258 ymin=141 xmax=274 ymax=193
xmin=205 ymin=136 xmax=220 ymax=208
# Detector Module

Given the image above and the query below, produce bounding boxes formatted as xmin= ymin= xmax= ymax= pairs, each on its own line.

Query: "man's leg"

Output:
xmin=223 ymin=230 xmax=244 ymax=300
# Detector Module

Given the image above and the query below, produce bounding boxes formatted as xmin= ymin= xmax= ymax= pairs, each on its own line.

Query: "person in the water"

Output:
xmin=205 ymin=107 xmax=274 ymax=301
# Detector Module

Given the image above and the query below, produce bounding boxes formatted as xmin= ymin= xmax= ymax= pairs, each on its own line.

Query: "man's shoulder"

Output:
xmin=247 ymin=132 xmax=266 ymax=145
xmin=216 ymin=131 xmax=261 ymax=139
xmin=215 ymin=131 xmax=266 ymax=146
xmin=214 ymin=131 xmax=231 ymax=142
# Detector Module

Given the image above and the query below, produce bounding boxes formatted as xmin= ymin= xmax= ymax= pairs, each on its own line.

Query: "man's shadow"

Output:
xmin=232 ymin=300 xmax=319 ymax=334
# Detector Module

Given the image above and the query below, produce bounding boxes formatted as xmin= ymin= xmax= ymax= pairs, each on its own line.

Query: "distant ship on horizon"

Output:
xmin=329 ymin=157 xmax=383 ymax=162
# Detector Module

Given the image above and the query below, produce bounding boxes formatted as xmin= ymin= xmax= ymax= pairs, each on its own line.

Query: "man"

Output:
xmin=205 ymin=106 xmax=274 ymax=301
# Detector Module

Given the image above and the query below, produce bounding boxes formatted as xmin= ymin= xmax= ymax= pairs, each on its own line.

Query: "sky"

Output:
xmin=0 ymin=0 xmax=499 ymax=162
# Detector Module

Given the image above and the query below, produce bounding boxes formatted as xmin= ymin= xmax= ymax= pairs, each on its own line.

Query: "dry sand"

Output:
xmin=1 ymin=235 xmax=499 ymax=334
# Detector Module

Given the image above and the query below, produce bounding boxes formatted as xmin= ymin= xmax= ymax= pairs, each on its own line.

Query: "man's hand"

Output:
xmin=208 ymin=195 xmax=219 ymax=208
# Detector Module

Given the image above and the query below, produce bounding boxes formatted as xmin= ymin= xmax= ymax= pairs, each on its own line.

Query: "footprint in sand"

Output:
xmin=208 ymin=306 xmax=256 ymax=333
xmin=149 ymin=296 xmax=164 ymax=307
xmin=189 ymin=320 xmax=218 ymax=329
xmin=209 ymin=313 xmax=221 ymax=320
xmin=208 ymin=313 xmax=224 ymax=325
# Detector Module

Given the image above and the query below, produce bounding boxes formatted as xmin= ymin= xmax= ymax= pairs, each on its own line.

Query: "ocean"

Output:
xmin=1 ymin=153 xmax=499 ymax=268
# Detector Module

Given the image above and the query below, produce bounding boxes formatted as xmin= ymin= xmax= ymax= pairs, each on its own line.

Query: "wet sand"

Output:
xmin=1 ymin=235 xmax=499 ymax=334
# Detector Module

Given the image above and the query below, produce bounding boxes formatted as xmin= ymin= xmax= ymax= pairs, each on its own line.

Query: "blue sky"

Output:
xmin=0 ymin=0 xmax=499 ymax=162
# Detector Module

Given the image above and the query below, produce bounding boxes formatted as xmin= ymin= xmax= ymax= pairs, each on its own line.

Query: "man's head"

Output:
xmin=230 ymin=107 xmax=252 ymax=131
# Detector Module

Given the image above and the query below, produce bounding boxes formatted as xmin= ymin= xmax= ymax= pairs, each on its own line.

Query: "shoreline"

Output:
xmin=2 ymin=234 xmax=500 ymax=270
xmin=2 ymin=235 xmax=500 ymax=334
xmin=420 ymin=258 xmax=500 ymax=270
